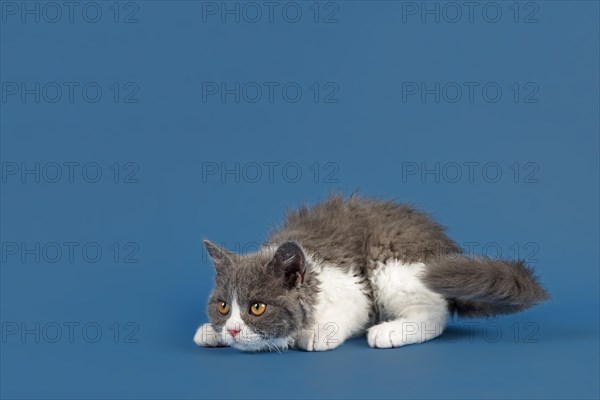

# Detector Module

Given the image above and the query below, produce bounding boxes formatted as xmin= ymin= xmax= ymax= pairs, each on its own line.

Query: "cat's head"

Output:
xmin=203 ymin=240 xmax=310 ymax=351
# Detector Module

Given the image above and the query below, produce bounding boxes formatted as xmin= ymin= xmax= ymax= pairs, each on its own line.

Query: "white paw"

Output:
xmin=368 ymin=319 xmax=445 ymax=348
xmin=367 ymin=321 xmax=408 ymax=348
xmin=295 ymin=324 xmax=343 ymax=352
xmin=194 ymin=323 xmax=226 ymax=347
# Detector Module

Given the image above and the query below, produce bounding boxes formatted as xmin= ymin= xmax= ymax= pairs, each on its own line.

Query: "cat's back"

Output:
xmin=268 ymin=194 xmax=459 ymax=266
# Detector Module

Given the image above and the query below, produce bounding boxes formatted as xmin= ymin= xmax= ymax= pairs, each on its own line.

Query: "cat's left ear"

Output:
xmin=203 ymin=240 xmax=234 ymax=275
xmin=269 ymin=241 xmax=306 ymax=288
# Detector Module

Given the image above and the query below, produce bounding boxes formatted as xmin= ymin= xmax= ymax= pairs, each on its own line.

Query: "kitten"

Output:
xmin=194 ymin=194 xmax=548 ymax=352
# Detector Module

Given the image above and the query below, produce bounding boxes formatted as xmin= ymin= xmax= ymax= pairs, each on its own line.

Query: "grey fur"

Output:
xmin=423 ymin=255 xmax=549 ymax=317
xmin=203 ymin=193 xmax=547 ymax=348
xmin=268 ymin=193 xmax=461 ymax=267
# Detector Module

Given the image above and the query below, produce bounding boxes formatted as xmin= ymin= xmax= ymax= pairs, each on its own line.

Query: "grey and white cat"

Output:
xmin=194 ymin=194 xmax=548 ymax=352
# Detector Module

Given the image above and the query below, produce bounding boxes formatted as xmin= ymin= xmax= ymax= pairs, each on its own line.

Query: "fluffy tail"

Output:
xmin=423 ymin=255 xmax=549 ymax=318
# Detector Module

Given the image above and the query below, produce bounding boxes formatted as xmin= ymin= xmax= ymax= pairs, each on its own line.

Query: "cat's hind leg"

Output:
xmin=368 ymin=261 xmax=449 ymax=348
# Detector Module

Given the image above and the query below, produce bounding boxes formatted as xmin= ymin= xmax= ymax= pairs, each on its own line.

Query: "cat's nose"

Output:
xmin=227 ymin=328 xmax=241 ymax=338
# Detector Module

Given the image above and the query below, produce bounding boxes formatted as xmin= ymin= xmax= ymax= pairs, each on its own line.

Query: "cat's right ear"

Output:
xmin=203 ymin=240 xmax=233 ymax=274
xmin=269 ymin=241 xmax=306 ymax=288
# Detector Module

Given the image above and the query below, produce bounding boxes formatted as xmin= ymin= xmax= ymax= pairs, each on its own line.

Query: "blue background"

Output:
xmin=1 ymin=1 xmax=598 ymax=399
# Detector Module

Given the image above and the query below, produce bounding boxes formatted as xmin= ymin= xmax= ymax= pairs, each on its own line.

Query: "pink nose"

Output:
xmin=227 ymin=328 xmax=241 ymax=338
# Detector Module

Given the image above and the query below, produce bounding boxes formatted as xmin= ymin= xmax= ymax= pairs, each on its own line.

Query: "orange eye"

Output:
xmin=217 ymin=301 xmax=230 ymax=315
xmin=250 ymin=303 xmax=267 ymax=316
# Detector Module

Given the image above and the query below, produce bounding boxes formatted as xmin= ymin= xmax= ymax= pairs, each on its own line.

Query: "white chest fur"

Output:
xmin=296 ymin=260 xmax=371 ymax=351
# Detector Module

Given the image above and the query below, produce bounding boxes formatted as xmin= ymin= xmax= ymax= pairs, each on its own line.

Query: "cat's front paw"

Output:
xmin=194 ymin=323 xmax=226 ymax=347
xmin=295 ymin=325 xmax=343 ymax=352
xmin=368 ymin=321 xmax=404 ymax=348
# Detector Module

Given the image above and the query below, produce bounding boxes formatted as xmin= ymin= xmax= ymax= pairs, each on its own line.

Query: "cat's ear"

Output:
xmin=269 ymin=241 xmax=306 ymax=288
xmin=203 ymin=240 xmax=234 ymax=274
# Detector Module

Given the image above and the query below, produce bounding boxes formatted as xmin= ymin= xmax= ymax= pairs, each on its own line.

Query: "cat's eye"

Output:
xmin=217 ymin=301 xmax=230 ymax=315
xmin=249 ymin=302 xmax=267 ymax=316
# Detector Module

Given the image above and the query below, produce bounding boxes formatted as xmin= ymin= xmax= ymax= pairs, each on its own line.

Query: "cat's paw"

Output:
xmin=194 ymin=323 xmax=226 ymax=347
xmin=367 ymin=321 xmax=408 ymax=348
xmin=295 ymin=326 xmax=343 ymax=352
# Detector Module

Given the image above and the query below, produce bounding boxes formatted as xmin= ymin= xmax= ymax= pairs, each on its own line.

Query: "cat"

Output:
xmin=194 ymin=194 xmax=548 ymax=352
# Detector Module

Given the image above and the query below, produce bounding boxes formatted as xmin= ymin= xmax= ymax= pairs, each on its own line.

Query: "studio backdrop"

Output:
xmin=1 ymin=1 xmax=599 ymax=399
